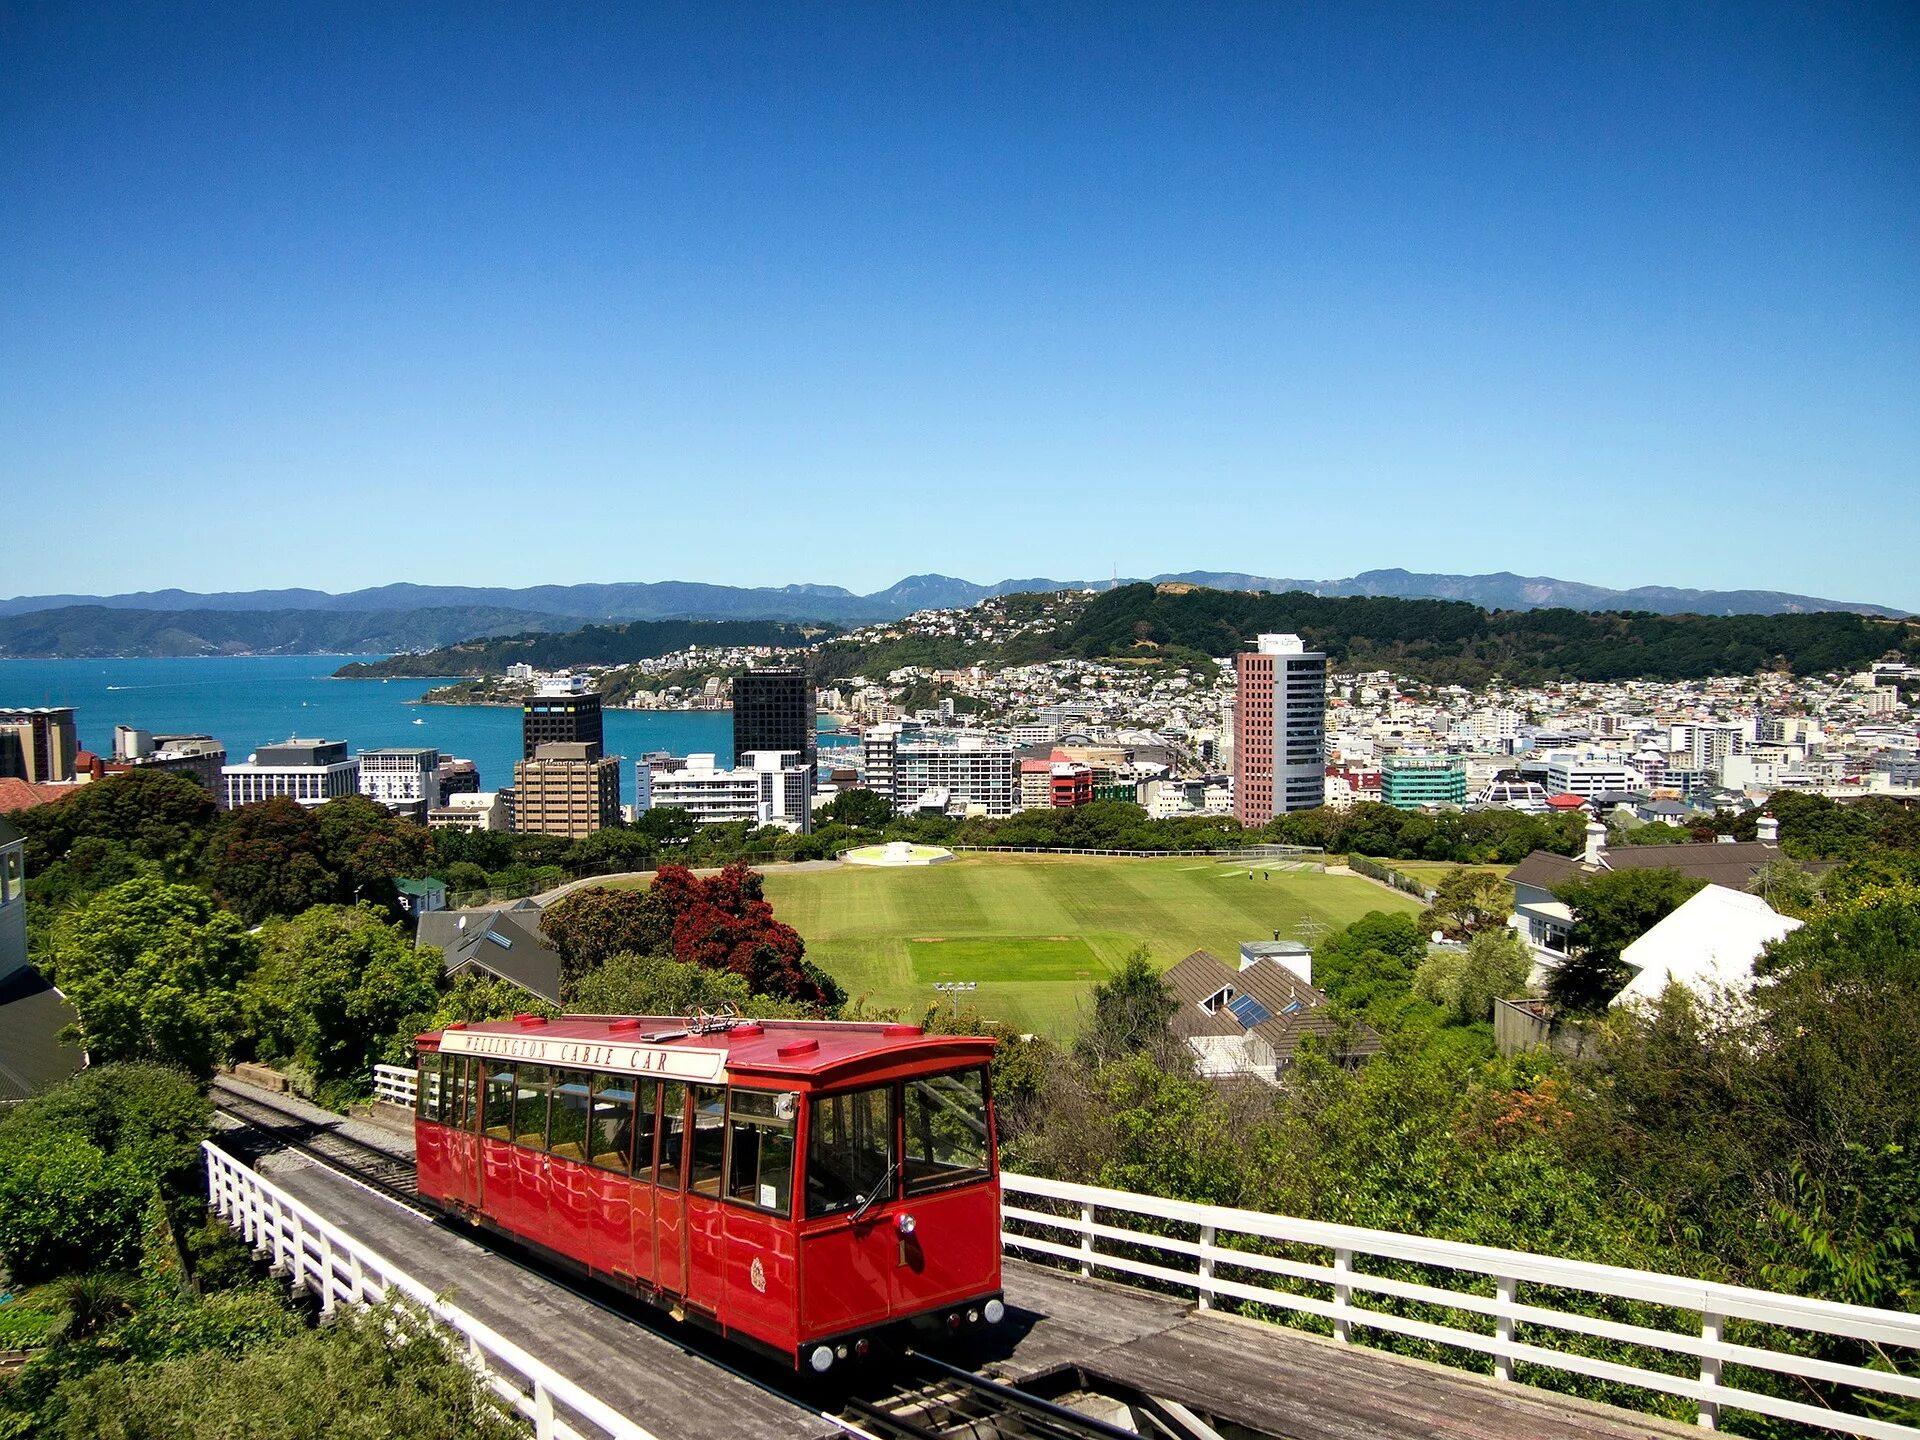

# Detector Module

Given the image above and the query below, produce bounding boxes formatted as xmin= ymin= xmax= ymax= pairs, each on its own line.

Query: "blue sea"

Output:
xmin=0 ymin=656 xmax=852 ymax=807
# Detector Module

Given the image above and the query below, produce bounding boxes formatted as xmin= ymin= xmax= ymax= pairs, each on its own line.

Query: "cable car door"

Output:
xmin=683 ymin=1085 xmax=727 ymax=1315
xmin=653 ymin=1083 xmax=689 ymax=1296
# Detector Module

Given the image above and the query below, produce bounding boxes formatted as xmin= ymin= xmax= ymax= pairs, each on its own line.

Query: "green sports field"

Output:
xmin=755 ymin=854 xmax=1421 ymax=1040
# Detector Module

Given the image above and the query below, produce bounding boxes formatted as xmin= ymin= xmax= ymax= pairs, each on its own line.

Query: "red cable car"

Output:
xmin=412 ymin=1012 xmax=1006 ymax=1372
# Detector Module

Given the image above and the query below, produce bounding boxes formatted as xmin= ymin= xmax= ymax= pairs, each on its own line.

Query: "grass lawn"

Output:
xmin=750 ymin=854 xmax=1421 ymax=1040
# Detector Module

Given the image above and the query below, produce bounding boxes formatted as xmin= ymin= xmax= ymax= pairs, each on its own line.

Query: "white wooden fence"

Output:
xmin=1000 ymin=1172 xmax=1920 ymax=1439
xmin=203 ymin=1142 xmax=660 ymax=1440
xmin=367 ymin=1065 xmax=1920 ymax=1437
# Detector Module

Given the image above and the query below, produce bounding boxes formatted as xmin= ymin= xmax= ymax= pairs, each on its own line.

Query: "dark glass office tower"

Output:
xmin=522 ymin=691 xmax=603 ymax=761
xmin=732 ymin=668 xmax=815 ymax=766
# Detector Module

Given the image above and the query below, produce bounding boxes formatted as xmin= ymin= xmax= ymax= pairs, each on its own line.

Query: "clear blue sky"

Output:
xmin=3 ymin=3 xmax=1916 ymax=606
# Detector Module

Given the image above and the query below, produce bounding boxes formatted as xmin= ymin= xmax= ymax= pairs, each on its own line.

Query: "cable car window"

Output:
xmin=725 ymin=1090 xmax=797 ymax=1216
xmin=658 ymin=1082 xmax=688 ymax=1191
xmin=807 ymin=1086 xmax=895 ymax=1217
xmin=416 ymin=1055 xmax=444 ymax=1123
xmin=482 ymin=1066 xmax=515 ymax=1141
xmin=451 ymin=1057 xmax=476 ymax=1130
xmin=631 ymin=1081 xmax=658 ymax=1181
xmin=589 ymin=1074 xmax=637 ymax=1173
xmin=903 ymin=1068 xmax=992 ymax=1194
xmin=514 ymin=1065 xmax=554 ymax=1150
xmin=689 ymin=1085 xmax=727 ymax=1197
xmin=549 ymin=1068 xmax=592 ymax=1160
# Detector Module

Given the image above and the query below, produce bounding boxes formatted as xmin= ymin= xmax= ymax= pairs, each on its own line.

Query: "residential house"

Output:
xmin=1612 ymin=884 xmax=1800 ymax=1011
xmin=417 ymin=900 xmax=562 ymax=1005
xmin=1163 ymin=948 xmax=1380 ymax=1080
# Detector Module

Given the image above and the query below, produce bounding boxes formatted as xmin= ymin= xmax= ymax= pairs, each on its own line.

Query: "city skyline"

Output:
xmin=4 ymin=4 xmax=1916 ymax=604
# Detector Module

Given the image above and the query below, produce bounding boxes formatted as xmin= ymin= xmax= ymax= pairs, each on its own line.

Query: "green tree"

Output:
xmin=1746 ymin=857 xmax=1820 ymax=919
xmin=565 ymin=951 xmax=810 ymax=1017
xmin=1547 ymin=869 xmax=1706 ymax=1015
xmin=0 ymin=1065 xmax=211 ymax=1283
xmin=1418 ymin=868 xmax=1514 ymax=940
xmin=50 ymin=880 xmax=258 ymax=1077
xmin=245 ymin=906 xmax=444 ymax=1089
xmin=46 ymin=1299 xmax=526 ymax=1440
xmin=564 ymin=825 xmax=656 ymax=875
xmin=12 ymin=769 xmax=217 ymax=878
xmin=1073 ymin=947 xmax=1175 ymax=1066
xmin=1311 ymin=911 xmax=1429 ymax=1015
xmin=540 ymin=884 xmax=673 ymax=988
xmin=313 ymin=796 xmax=434 ymax=914
xmin=821 ymin=787 xmax=893 ymax=830
xmin=203 ymin=798 xmax=338 ymax=924
xmin=1417 ymin=928 xmax=1535 ymax=1025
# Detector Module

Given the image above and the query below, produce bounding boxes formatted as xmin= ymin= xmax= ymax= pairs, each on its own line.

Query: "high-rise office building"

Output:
xmin=522 ymin=678 xmax=603 ymax=761
xmin=511 ymin=742 xmax=622 ymax=839
xmin=1233 ymin=634 xmax=1327 ymax=824
xmin=732 ymin=668 xmax=815 ymax=767
xmin=0 ymin=708 xmax=78 ymax=784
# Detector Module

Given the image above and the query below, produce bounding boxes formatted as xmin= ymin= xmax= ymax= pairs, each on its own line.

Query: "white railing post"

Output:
xmin=1197 ymin=1224 xmax=1216 ymax=1310
xmin=317 ymin=1228 xmax=336 ymax=1316
xmin=1494 ymin=1275 xmax=1518 ymax=1382
xmin=1698 ymin=1310 xmax=1723 ymax=1430
xmin=1079 ymin=1203 xmax=1096 ymax=1276
xmin=287 ymin=1204 xmax=306 ymax=1294
xmin=534 ymin=1379 xmax=556 ymax=1440
xmin=1332 ymin=1247 xmax=1352 ymax=1342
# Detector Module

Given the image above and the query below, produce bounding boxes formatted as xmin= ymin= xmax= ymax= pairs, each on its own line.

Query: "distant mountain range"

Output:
xmin=0 ymin=570 xmax=1902 ymax=659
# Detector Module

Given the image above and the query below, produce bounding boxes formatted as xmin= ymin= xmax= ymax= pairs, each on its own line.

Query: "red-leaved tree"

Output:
xmin=651 ymin=863 xmax=840 ymax=1008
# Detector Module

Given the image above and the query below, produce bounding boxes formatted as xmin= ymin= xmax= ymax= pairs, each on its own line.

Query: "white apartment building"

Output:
xmin=1543 ymin=753 xmax=1651 ymax=799
xmin=358 ymin=747 xmax=441 ymax=820
xmin=222 ymin=739 xmax=360 ymax=810
xmin=650 ymin=751 xmax=813 ymax=832
xmin=1464 ymin=708 xmax=1523 ymax=745
xmin=1010 ymin=723 xmax=1058 ymax=748
xmin=894 ymin=731 xmax=1018 ymax=817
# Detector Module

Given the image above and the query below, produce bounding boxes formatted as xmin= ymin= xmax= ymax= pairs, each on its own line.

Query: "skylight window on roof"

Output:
xmin=1226 ymin=994 xmax=1273 ymax=1027
xmin=485 ymin=930 xmax=513 ymax=949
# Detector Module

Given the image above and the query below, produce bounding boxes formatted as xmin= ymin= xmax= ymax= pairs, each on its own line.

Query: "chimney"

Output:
xmin=1583 ymin=819 xmax=1607 ymax=868
xmin=1757 ymin=814 xmax=1780 ymax=844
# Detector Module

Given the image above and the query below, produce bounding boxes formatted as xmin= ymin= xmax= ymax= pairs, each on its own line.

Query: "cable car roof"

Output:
xmin=419 ymin=1014 xmax=995 ymax=1084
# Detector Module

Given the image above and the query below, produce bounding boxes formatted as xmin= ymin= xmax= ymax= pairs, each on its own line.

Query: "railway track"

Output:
xmin=210 ymin=1081 xmax=1218 ymax=1440
xmin=210 ymin=1079 xmax=429 ymax=1213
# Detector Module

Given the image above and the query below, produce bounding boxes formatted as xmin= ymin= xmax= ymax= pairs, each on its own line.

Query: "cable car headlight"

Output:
xmin=809 ymin=1345 xmax=834 ymax=1373
xmin=983 ymin=1299 xmax=1005 ymax=1325
xmin=895 ymin=1212 xmax=916 ymax=1237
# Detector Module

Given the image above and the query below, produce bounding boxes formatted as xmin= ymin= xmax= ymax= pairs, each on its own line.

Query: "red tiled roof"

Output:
xmin=1545 ymin=793 xmax=1588 ymax=808
xmin=0 ymin=778 xmax=67 ymax=815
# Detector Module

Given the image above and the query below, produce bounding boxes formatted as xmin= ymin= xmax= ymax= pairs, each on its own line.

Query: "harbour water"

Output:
xmin=0 ymin=655 xmax=849 ymax=807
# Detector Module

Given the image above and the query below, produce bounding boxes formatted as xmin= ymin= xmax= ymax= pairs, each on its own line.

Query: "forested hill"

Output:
xmin=1053 ymin=585 xmax=1920 ymax=683
xmin=333 ymin=618 xmax=837 ymax=677
xmin=0 ymin=604 xmax=576 ymax=659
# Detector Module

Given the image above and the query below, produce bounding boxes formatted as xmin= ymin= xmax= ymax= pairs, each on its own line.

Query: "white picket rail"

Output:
xmin=1001 ymin=1172 xmax=1920 ymax=1438
xmin=202 ymin=1142 xmax=660 ymax=1440
xmin=368 ymin=1062 xmax=1920 ymax=1436
xmin=373 ymin=1062 xmax=418 ymax=1109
